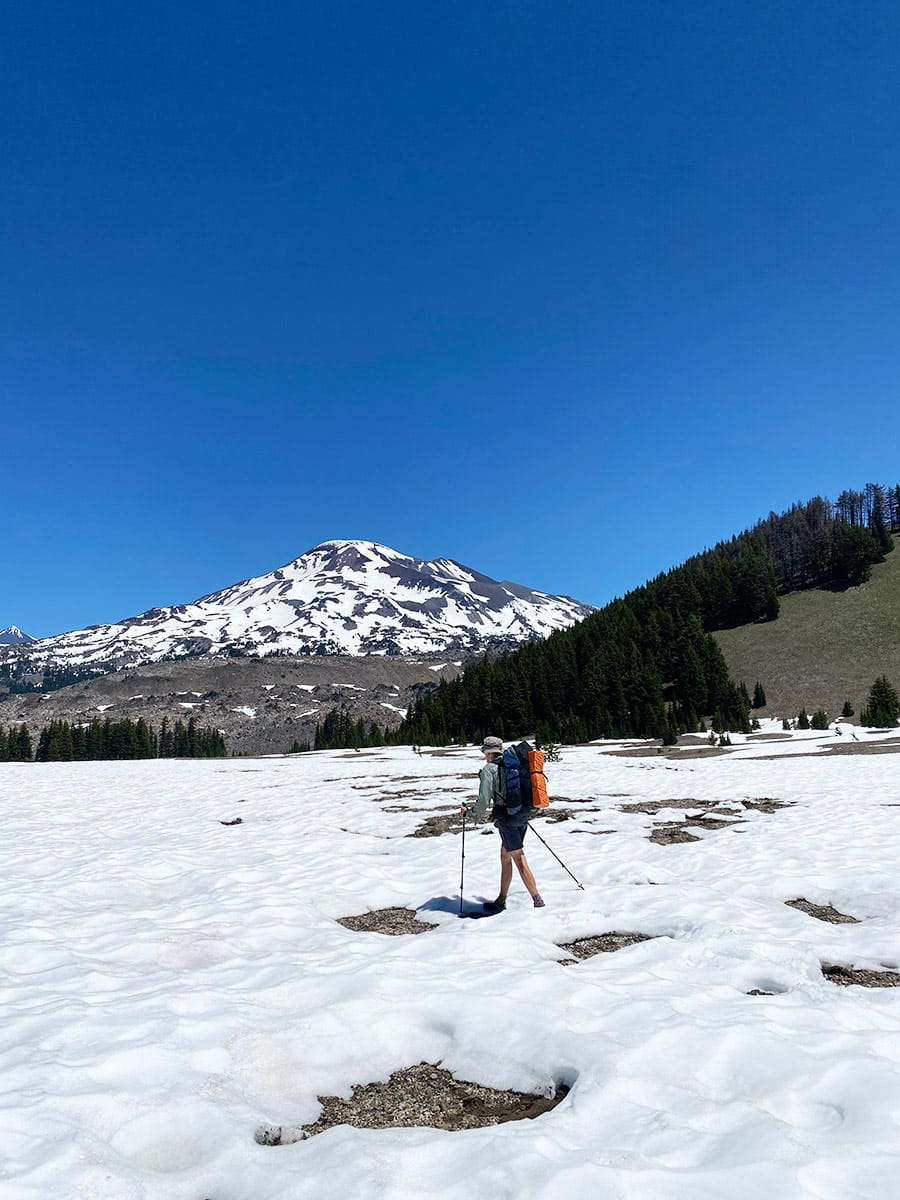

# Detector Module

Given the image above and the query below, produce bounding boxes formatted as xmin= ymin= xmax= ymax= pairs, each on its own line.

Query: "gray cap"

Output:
xmin=481 ymin=736 xmax=503 ymax=755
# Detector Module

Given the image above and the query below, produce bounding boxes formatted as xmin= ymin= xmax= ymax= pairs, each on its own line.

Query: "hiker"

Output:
xmin=463 ymin=735 xmax=544 ymax=912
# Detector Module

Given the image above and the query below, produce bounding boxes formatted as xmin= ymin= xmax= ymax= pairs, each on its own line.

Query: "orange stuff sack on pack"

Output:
xmin=528 ymin=748 xmax=549 ymax=808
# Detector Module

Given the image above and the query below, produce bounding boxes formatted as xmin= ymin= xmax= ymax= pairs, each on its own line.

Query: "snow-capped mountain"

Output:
xmin=7 ymin=540 xmax=595 ymax=670
xmin=0 ymin=625 xmax=35 ymax=645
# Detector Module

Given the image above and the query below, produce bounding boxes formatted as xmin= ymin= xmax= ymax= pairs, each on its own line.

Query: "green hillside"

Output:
xmin=715 ymin=546 xmax=900 ymax=721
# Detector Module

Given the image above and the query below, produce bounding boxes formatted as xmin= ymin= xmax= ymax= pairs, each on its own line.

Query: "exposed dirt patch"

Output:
xmin=219 ymin=817 xmax=243 ymax=826
xmin=620 ymin=798 xmax=707 ymax=814
xmin=684 ymin=816 xmax=739 ymax=830
xmin=336 ymin=907 xmax=437 ymax=935
xmin=824 ymin=739 xmax=900 ymax=756
xmin=255 ymin=1062 xmax=568 ymax=1143
xmin=747 ymin=988 xmax=776 ymax=996
xmin=557 ymin=932 xmax=654 ymax=961
xmin=550 ymin=795 xmax=611 ymax=805
xmin=669 ymin=747 xmax=735 ymax=760
xmin=406 ymin=808 xmax=600 ymax=837
xmin=571 ymin=828 xmax=616 ymax=835
xmin=606 ymin=746 xmax=680 ymax=758
xmin=742 ymin=797 xmax=792 ymax=813
xmin=407 ymin=812 xmax=468 ymax=838
xmin=786 ymin=898 xmax=860 ymax=924
xmin=822 ymin=963 xmax=900 ymax=987
xmin=649 ymin=825 xmax=701 ymax=844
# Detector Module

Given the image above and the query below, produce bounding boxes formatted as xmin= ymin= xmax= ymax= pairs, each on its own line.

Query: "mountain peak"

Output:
xmin=0 ymin=625 xmax=36 ymax=645
xmin=0 ymin=541 xmax=596 ymax=671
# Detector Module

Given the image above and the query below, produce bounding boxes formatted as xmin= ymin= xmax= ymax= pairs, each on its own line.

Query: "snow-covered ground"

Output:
xmin=2 ymin=722 xmax=900 ymax=1199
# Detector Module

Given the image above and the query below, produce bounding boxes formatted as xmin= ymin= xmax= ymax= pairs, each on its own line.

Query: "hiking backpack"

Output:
xmin=498 ymin=740 xmax=550 ymax=817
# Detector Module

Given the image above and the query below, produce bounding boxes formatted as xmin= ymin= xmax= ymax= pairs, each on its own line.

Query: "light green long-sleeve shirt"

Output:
xmin=472 ymin=760 xmax=502 ymax=822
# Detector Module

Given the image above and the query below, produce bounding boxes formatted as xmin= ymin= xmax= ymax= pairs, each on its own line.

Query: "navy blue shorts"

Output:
xmin=495 ymin=813 xmax=529 ymax=852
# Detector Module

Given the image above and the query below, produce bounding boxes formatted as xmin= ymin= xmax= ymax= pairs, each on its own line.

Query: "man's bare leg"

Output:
xmin=510 ymin=848 xmax=538 ymax=896
xmin=499 ymin=845 xmax=514 ymax=898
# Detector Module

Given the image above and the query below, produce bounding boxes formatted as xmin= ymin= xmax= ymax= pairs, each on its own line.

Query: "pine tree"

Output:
xmin=810 ymin=709 xmax=829 ymax=730
xmin=797 ymin=708 xmax=810 ymax=730
xmin=841 ymin=700 xmax=854 ymax=718
xmin=17 ymin=724 xmax=33 ymax=761
xmin=752 ymin=681 xmax=767 ymax=709
xmin=860 ymin=675 xmax=900 ymax=727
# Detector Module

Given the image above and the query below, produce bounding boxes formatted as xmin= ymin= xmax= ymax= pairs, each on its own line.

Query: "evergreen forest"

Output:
xmin=0 ymin=716 xmax=227 ymax=762
xmin=397 ymin=482 xmax=898 ymax=747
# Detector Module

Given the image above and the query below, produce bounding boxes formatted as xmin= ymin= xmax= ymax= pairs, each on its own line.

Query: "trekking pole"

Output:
xmin=529 ymin=821 xmax=585 ymax=890
xmin=458 ymin=807 xmax=467 ymax=915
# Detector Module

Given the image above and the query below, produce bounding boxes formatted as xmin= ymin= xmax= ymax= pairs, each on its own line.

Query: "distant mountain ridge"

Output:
xmin=0 ymin=626 xmax=35 ymax=645
xmin=1 ymin=540 xmax=595 ymax=675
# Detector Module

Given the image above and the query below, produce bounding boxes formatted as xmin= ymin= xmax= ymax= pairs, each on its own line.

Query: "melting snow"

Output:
xmin=3 ymin=722 xmax=900 ymax=1199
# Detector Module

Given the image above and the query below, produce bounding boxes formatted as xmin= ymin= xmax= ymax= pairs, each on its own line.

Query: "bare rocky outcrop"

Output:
xmin=0 ymin=655 xmax=462 ymax=756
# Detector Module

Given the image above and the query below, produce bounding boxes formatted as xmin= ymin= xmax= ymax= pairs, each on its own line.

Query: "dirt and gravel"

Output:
xmin=786 ymin=898 xmax=859 ymax=924
xmin=557 ymin=932 xmax=653 ymax=961
xmin=335 ymin=907 xmax=438 ymax=935
xmin=822 ymin=963 xmax=900 ymax=987
xmin=255 ymin=1063 xmax=568 ymax=1143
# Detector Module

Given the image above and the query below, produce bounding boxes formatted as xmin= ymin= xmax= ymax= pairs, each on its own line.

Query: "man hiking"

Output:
xmin=464 ymin=735 xmax=545 ymax=912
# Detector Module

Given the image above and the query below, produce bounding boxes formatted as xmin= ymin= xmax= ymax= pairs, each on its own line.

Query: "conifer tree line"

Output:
xmin=753 ymin=483 xmax=896 ymax=592
xmin=396 ymin=482 xmax=898 ymax=748
xmin=0 ymin=723 xmax=34 ymax=761
xmin=0 ymin=659 xmax=106 ymax=694
xmin=312 ymin=706 xmax=388 ymax=751
xmin=0 ymin=716 xmax=227 ymax=762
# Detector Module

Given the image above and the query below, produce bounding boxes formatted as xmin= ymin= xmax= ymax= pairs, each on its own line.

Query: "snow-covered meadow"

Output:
xmin=3 ymin=723 xmax=900 ymax=1199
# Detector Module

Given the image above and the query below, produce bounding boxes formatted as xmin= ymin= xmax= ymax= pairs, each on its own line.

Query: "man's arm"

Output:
xmin=468 ymin=763 xmax=497 ymax=822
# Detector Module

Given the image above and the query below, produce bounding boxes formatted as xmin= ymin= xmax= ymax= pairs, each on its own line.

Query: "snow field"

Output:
xmin=1 ymin=727 xmax=900 ymax=1198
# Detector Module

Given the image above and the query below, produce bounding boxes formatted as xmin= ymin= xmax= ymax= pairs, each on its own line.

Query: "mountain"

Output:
xmin=0 ymin=626 xmax=35 ymax=645
xmin=3 ymin=540 xmax=595 ymax=674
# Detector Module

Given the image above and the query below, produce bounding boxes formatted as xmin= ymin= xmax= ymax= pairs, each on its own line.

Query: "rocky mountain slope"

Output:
xmin=1 ymin=655 xmax=463 ymax=756
xmin=3 ymin=540 xmax=595 ymax=673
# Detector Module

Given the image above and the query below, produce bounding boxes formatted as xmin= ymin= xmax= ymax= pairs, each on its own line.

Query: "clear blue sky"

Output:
xmin=3 ymin=1 xmax=899 ymax=637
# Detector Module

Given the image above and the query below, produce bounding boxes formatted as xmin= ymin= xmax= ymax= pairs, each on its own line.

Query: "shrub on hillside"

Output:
xmin=860 ymin=675 xmax=900 ymax=727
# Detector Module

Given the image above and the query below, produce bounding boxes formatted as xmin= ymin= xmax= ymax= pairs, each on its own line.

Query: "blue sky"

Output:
xmin=3 ymin=1 xmax=899 ymax=637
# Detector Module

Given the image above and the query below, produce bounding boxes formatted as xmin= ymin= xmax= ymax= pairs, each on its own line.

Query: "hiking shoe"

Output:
xmin=532 ymin=894 xmax=546 ymax=908
xmin=483 ymin=896 xmax=507 ymax=913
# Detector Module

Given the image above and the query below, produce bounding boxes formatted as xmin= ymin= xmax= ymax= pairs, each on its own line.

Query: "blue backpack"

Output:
xmin=497 ymin=741 xmax=535 ymax=817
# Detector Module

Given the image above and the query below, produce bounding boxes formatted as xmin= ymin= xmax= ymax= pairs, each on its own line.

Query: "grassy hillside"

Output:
xmin=714 ymin=545 xmax=900 ymax=722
